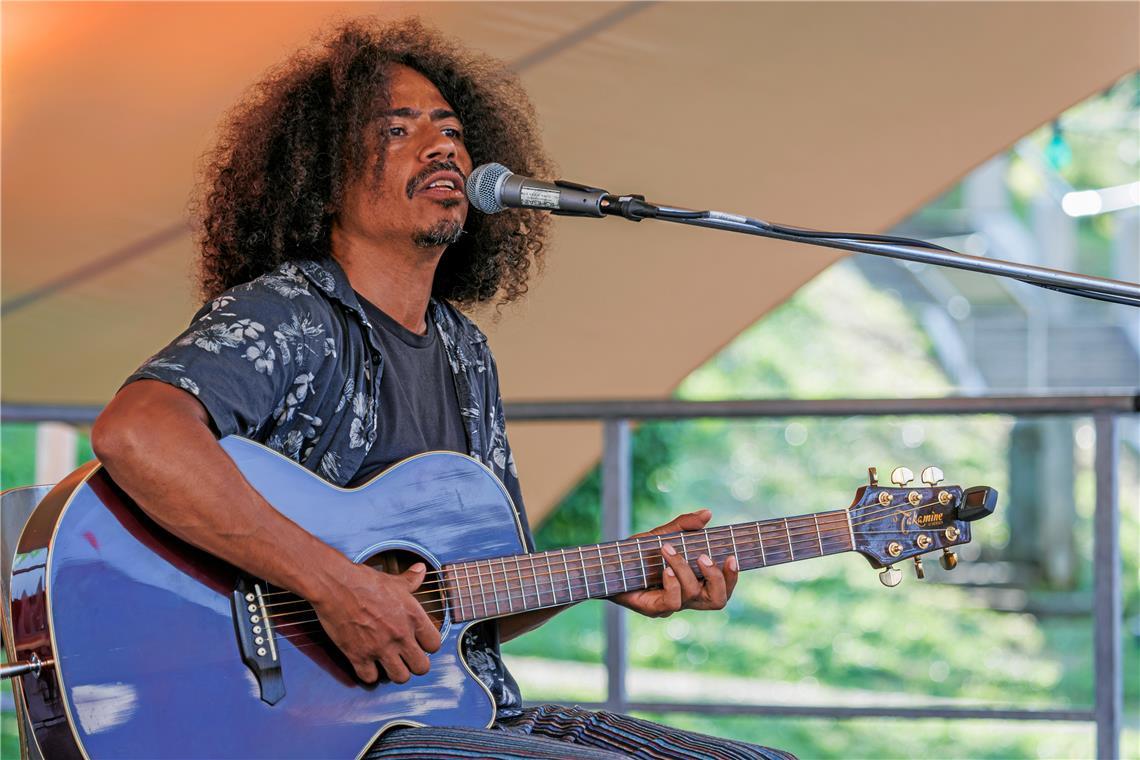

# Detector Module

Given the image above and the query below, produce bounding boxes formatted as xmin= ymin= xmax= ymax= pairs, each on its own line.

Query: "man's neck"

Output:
xmin=330 ymin=224 xmax=444 ymax=335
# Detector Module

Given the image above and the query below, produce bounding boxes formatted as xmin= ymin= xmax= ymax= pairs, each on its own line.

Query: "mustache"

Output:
xmin=406 ymin=161 xmax=467 ymax=199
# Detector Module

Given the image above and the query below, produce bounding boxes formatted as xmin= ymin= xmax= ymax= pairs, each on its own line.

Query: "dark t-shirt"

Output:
xmin=351 ymin=296 xmax=467 ymax=485
xmin=126 ymin=259 xmax=533 ymax=718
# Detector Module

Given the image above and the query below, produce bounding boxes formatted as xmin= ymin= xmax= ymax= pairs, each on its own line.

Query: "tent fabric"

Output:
xmin=3 ymin=2 xmax=1137 ymax=521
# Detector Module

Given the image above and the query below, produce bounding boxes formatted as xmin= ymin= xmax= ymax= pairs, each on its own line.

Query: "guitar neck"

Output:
xmin=445 ymin=509 xmax=854 ymax=623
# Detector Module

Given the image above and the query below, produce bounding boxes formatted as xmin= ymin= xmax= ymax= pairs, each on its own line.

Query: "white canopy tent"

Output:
xmin=3 ymin=1 xmax=1137 ymax=521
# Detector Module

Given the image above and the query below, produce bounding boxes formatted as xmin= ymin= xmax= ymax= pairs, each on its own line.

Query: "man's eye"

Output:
xmin=443 ymin=127 xmax=464 ymax=140
xmin=387 ymin=125 xmax=407 ymax=137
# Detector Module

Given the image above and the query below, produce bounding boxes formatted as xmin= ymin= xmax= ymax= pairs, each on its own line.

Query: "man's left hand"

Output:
xmin=611 ymin=509 xmax=739 ymax=618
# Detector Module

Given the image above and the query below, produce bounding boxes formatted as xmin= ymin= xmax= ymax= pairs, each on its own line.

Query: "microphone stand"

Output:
xmin=557 ymin=180 xmax=1140 ymax=307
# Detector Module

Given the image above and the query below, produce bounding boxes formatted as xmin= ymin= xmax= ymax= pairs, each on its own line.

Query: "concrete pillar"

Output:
xmin=34 ymin=422 xmax=78 ymax=485
xmin=1007 ymin=418 xmax=1077 ymax=587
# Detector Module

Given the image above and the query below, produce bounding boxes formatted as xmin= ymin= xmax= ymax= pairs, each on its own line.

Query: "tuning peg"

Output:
xmin=939 ymin=549 xmax=958 ymax=571
xmin=867 ymin=467 xmax=878 ymax=486
xmin=879 ymin=565 xmax=902 ymax=587
xmin=920 ymin=466 xmax=945 ymax=486
xmin=913 ymin=557 xmax=926 ymax=580
xmin=890 ymin=467 xmax=915 ymax=487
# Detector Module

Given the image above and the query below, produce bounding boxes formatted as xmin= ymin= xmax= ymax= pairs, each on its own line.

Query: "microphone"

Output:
xmin=466 ymin=163 xmax=608 ymax=217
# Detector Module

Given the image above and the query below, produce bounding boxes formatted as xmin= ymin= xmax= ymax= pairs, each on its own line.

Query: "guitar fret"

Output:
xmin=784 ymin=520 xmax=795 ymax=561
xmin=478 ymin=562 xmax=489 ymax=618
xmin=546 ymin=553 xmax=558 ymax=604
xmin=577 ymin=547 xmax=589 ymax=597
xmin=636 ymin=538 xmax=648 ymax=588
xmin=756 ymin=523 xmax=767 ymax=566
xmin=597 ymin=545 xmax=609 ymax=596
xmin=812 ymin=514 xmax=824 ymax=556
xmin=845 ymin=511 xmax=856 ymax=552
xmin=466 ymin=562 xmax=483 ymax=619
xmin=678 ymin=532 xmax=689 ymax=575
xmin=488 ymin=561 xmax=501 ymax=615
xmin=513 ymin=555 xmax=527 ymax=610
xmin=704 ymin=530 xmax=713 ymax=561
xmin=728 ymin=525 xmax=739 ymax=561
xmin=500 ymin=557 xmax=513 ymax=612
xmin=449 ymin=568 xmax=464 ymax=621
xmin=561 ymin=549 xmax=574 ymax=602
xmin=617 ymin=541 xmax=629 ymax=592
xmin=527 ymin=555 xmax=542 ymax=608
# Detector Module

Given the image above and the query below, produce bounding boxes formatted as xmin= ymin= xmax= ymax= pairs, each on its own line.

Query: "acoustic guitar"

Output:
xmin=7 ymin=436 xmax=996 ymax=758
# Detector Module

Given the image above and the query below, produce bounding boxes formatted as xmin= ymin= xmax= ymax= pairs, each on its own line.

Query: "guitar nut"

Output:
xmin=938 ymin=491 xmax=951 ymax=506
xmin=944 ymin=526 xmax=960 ymax=541
xmin=908 ymin=491 xmax=921 ymax=506
xmin=887 ymin=541 xmax=902 ymax=557
xmin=878 ymin=492 xmax=892 ymax=507
xmin=916 ymin=534 xmax=932 ymax=549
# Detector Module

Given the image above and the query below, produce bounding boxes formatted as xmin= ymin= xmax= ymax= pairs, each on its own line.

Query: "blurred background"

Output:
xmin=2 ymin=3 xmax=1138 ymax=758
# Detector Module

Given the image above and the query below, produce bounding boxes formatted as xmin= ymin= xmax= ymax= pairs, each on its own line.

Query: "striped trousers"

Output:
xmin=364 ymin=704 xmax=797 ymax=759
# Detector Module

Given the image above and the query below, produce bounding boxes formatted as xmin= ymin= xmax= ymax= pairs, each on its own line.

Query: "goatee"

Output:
xmin=413 ymin=219 xmax=465 ymax=248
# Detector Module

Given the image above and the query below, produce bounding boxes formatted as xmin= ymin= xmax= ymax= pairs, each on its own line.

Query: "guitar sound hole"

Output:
xmin=364 ymin=550 xmax=446 ymax=631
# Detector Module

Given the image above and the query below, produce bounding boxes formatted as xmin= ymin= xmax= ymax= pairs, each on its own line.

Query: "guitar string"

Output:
xmin=265 ymin=525 xmax=861 ymax=626
xmin=260 ymin=500 xmax=944 ymax=622
xmin=257 ymin=517 xmax=854 ymax=613
xmin=266 ymin=502 xmax=955 ymax=636
xmin=268 ymin=533 xmax=846 ymax=637
xmin=256 ymin=512 xmax=856 ymax=599
xmin=265 ymin=525 xmax=855 ymax=624
xmin=259 ymin=498 xmax=950 ymax=626
xmin=263 ymin=534 xmax=855 ymax=624
xmin=261 ymin=497 xmax=933 ymax=610
xmin=255 ymin=490 xmax=950 ymax=601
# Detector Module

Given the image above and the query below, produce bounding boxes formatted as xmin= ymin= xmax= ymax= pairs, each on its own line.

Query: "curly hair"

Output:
xmin=193 ymin=17 xmax=552 ymax=306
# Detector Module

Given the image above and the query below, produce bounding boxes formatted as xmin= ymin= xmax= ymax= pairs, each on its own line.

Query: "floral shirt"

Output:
xmin=126 ymin=257 xmax=533 ymax=717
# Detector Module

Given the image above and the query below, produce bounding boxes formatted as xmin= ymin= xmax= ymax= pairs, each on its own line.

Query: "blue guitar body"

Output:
xmin=10 ymin=437 xmax=528 ymax=759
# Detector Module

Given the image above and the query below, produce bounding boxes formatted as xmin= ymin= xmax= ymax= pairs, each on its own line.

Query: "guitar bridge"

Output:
xmin=232 ymin=578 xmax=285 ymax=705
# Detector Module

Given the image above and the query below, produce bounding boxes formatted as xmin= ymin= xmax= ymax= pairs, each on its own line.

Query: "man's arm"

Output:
xmin=91 ymin=379 xmax=441 ymax=684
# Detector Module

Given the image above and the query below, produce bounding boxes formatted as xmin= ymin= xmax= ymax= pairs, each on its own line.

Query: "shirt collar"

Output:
xmin=295 ymin=258 xmax=487 ymax=348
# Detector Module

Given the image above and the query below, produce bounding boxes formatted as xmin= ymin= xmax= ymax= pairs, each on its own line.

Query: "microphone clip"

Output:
xmin=549 ymin=179 xmax=607 ymax=218
xmin=550 ymin=178 xmax=658 ymax=222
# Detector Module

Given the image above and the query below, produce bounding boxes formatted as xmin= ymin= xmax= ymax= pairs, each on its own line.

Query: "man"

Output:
xmin=92 ymin=18 xmax=793 ymax=759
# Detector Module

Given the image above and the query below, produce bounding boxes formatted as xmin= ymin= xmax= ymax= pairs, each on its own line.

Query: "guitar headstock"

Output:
xmin=848 ymin=466 xmax=997 ymax=586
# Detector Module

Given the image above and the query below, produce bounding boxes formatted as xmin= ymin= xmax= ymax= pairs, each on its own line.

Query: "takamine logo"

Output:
xmin=916 ymin=512 xmax=945 ymax=526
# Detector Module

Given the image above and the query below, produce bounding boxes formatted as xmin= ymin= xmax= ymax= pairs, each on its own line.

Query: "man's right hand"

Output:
xmin=310 ymin=560 xmax=442 ymax=684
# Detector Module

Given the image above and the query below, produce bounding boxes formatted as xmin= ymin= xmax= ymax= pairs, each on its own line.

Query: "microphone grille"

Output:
xmin=466 ymin=163 xmax=511 ymax=214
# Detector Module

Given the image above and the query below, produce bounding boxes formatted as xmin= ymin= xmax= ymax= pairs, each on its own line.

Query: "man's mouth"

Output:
xmin=410 ymin=168 xmax=467 ymax=200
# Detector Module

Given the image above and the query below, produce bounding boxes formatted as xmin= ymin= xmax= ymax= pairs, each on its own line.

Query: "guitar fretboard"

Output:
xmin=444 ymin=510 xmax=853 ymax=622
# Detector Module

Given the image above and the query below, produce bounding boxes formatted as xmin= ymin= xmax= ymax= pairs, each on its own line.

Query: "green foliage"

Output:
xmin=517 ymin=261 xmax=1140 ymax=759
xmin=1 ymin=423 xmax=94 ymax=492
xmin=1 ymin=424 xmax=38 ymax=491
xmin=631 ymin=713 xmax=1117 ymax=760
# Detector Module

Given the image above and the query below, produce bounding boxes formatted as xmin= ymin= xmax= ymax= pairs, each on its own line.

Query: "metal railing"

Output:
xmin=2 ymin=393 xmax=1136 ymax=757
xmin=502 ymin=393 xmax=1137 ymax=760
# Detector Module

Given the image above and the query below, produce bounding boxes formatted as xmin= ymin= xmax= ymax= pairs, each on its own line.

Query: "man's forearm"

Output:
xmin=92 ymin=381 xmax=350 ymax=604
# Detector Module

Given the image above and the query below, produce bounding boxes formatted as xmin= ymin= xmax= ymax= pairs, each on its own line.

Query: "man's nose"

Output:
xmin=420 ymin=131 xmax=457 ymax=163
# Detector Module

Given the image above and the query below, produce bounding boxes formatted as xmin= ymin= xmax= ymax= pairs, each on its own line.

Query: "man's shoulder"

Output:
xmin=196 ymin=261 xmax=342 ymax=322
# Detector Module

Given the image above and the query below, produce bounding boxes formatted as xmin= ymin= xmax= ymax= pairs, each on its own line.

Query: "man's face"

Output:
xmin=344 ymin=64 xmax=473 ymax=251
